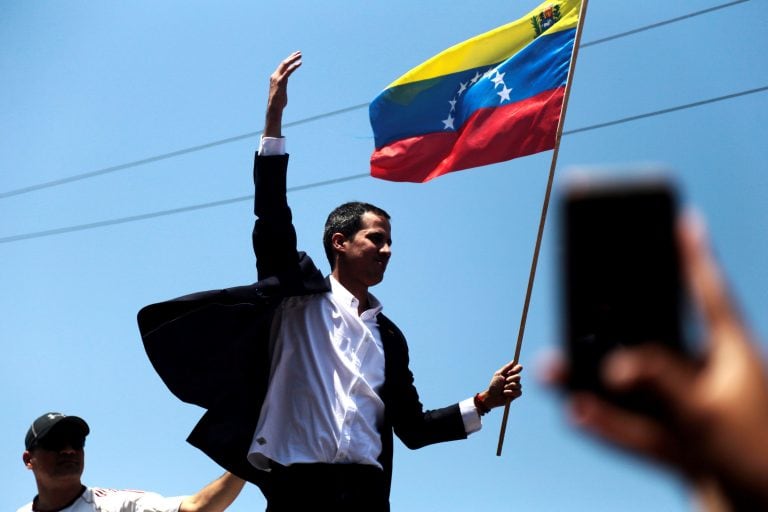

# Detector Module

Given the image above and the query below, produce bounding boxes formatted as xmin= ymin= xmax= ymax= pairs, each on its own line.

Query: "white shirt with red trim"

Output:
xmin=17 ymin=486 xmax=184 ymax=512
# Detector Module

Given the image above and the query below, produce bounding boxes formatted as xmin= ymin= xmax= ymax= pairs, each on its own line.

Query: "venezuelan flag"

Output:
xmin=369 ymin=0 xmax=581 ymax=182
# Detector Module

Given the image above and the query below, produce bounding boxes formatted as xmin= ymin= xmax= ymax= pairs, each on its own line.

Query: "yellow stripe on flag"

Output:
xmin=385 ymin=0 xmax=580 ymax=89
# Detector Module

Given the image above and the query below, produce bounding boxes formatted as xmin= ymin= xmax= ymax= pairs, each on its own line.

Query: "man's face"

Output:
xmin=337 ymin=211 xmax=392 ymax=288
xmin=24 ymin=428 xmax=85 ymax=487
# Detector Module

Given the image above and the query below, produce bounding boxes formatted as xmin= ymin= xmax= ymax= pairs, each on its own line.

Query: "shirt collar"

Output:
xmin=32 ymin=485 xmax=87 ymax=511
xmin=328 ymin=275 xmax=383 ymax=317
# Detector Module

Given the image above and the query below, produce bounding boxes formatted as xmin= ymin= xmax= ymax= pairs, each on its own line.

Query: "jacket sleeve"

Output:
xmin=378 ymin=314 xmax=468 ymax=449
xmin=252 ymin=154 xmax=298 ymax=279
xmin=251 ymin=153 xmax=327 ymax=296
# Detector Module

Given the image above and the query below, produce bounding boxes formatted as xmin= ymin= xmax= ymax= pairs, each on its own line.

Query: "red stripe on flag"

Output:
xmin=371 ymin=87 xmax=565 ymax=182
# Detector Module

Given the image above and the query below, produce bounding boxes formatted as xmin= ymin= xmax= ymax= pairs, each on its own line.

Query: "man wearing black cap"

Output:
xmin=19 ymin=412 xmax=246 ymax=512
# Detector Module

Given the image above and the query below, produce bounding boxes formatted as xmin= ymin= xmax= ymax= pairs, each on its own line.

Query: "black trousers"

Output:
xmin=265 ymin=463 xmax=390 ymax=512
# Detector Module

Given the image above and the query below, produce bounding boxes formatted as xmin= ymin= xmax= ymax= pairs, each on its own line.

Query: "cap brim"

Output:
xmin=52 ymin=416 xmax=90 ymax=437
xmin=28 ymin=415 xmax=90 ymax=449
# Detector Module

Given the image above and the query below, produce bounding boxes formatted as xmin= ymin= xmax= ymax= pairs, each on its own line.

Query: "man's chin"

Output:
xmin=55 ymin=463 xmax=83 ymax=477
xmin=367 ymin=273 xmax=385 ymax=287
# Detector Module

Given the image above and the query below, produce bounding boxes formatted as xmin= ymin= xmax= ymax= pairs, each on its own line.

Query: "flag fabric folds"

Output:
xmin=369 ymin=0 xmax=581 ymax=183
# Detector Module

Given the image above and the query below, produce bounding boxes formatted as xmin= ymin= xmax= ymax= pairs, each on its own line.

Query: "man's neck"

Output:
xmin=33 ymin=483 xmax=85 ymax=512
xmin=331 ymin=271 xmax=369 ymax=314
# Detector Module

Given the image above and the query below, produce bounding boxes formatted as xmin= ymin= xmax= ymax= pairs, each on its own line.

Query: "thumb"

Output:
xmin=602 ymin=345 xmax=698 ymax=416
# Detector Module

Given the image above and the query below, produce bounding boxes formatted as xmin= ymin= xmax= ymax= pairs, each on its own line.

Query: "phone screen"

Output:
xmin=561 ymin=177 xmax=685 ymax=395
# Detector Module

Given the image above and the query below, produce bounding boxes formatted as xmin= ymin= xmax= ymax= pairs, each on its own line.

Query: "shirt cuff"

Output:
xmin=259 ymin=136 xmax=286 ymax=156
xmin=460 ymin=397 xmax=482 ymax=435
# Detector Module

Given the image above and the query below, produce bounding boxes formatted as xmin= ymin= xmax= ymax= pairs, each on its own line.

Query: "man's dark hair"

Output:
xmin=323 ymin=201 xmax=390 ymax=269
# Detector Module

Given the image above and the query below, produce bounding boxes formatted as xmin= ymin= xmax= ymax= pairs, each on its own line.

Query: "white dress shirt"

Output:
xmin=248 ymin=137 xmax=482 ymax=471
xmin=249 ymin=277 xmax=388 ymax=469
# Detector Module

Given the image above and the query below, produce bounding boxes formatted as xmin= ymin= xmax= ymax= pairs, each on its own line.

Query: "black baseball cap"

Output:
xmin=25 ymin=412 xmax=90 ymax=450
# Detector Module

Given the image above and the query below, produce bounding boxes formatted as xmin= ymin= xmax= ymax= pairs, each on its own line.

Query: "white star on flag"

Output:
xmin=497 ymin=85 xmax=513 ymax=102
xmin=442 ymin=113 xmax=455 ymax=130
xmin=492 ymin=71 xmax=506 ymax=88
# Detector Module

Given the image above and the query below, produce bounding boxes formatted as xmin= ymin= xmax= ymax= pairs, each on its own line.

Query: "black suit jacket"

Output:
xmin=137 ymin=153 xmax=467 ymax=496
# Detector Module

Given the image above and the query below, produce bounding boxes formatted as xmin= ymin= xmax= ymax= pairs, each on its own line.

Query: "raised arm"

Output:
xmin=179 ymin=472 xmax=245 ymax=512
xmin=252 ymin=52 xmax=304 ymax=282
xmin=264 ymin=50 xmax=301 ymax=138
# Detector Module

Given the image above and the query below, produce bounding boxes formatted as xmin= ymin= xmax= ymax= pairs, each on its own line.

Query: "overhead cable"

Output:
xmin=1 ymin=84 xmax=765 ymax=245
xmin=0 ymin=0 xmax=750 ymax=200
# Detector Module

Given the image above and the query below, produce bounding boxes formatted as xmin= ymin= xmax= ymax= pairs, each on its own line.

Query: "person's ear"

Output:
xmin=23 ymin=450 xmax=33 ymax=469
xmin=331 ymin=232 xmax=347 ymax=253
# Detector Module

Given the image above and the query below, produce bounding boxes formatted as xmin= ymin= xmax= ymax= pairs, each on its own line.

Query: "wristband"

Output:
xmin=474 ymin=392 xmax=490 ymax=416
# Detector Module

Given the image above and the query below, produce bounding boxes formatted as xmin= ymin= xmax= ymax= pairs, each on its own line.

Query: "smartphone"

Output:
xmin=560 ymin=173 xmax=687 ymax=405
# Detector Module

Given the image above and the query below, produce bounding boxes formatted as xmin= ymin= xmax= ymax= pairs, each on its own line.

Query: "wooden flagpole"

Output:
xmin=496 ymin=0 xmax=590 ymax=456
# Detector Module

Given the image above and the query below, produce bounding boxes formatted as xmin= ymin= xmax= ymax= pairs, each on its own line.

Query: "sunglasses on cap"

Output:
xmin=34 ymin=432 xmax=86 ymax=451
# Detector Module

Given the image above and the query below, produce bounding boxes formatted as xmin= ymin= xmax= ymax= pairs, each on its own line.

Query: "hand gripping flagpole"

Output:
xmin=496 ymin=0 xmax=589 ymax=456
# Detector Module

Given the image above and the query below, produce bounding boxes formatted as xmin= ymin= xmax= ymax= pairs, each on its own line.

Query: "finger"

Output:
xmin=495 ymin=360 xmax=517 ymax=375
xmin=602 ymin=345 xmax=697 ymax=416
xmin=282 ymin=56 xmax=302 ymax=78
xmin=499 ymin=362 xmax=523 ymax=376
xmin=678 ymin=212 xmax=739 ymax=336
xmin=537 ymin=350 xmax=568 ymax=389
xmin=278 ymin=51 xmax=302 ymax=71
xmin=274 ymin=62 xmax=302 ymax=85
xmin=273 ymin=52 xmax=303 ymax=83
xmin=569 ymin=393 xmax=683 ymax=469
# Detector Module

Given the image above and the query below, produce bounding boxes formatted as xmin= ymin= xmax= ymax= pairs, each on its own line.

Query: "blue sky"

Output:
xmin=2 ymin=1 xmax=766 ymax=510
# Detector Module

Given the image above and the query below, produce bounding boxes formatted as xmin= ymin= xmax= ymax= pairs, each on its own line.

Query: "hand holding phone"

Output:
xmin=552 ymin=195 xmax=768 ymax=509
xmin=559 ymin=173 xmax=688 ymax=408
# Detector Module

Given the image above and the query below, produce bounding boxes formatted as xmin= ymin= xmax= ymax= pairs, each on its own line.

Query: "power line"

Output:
xmin=564 ymin=85 xmax=768 ymax=135
xmin=580 ymin=0 xmax=749 ymax=48
xmin=0 ymin=0 xmax=749 ymax=200
xmin=0 ymin=173 xmax=369 ymax=244
xmin=0 ymin=103 xmax=368 ymax=200
xmin=2 ymin=84 xmax=765 ymax=245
